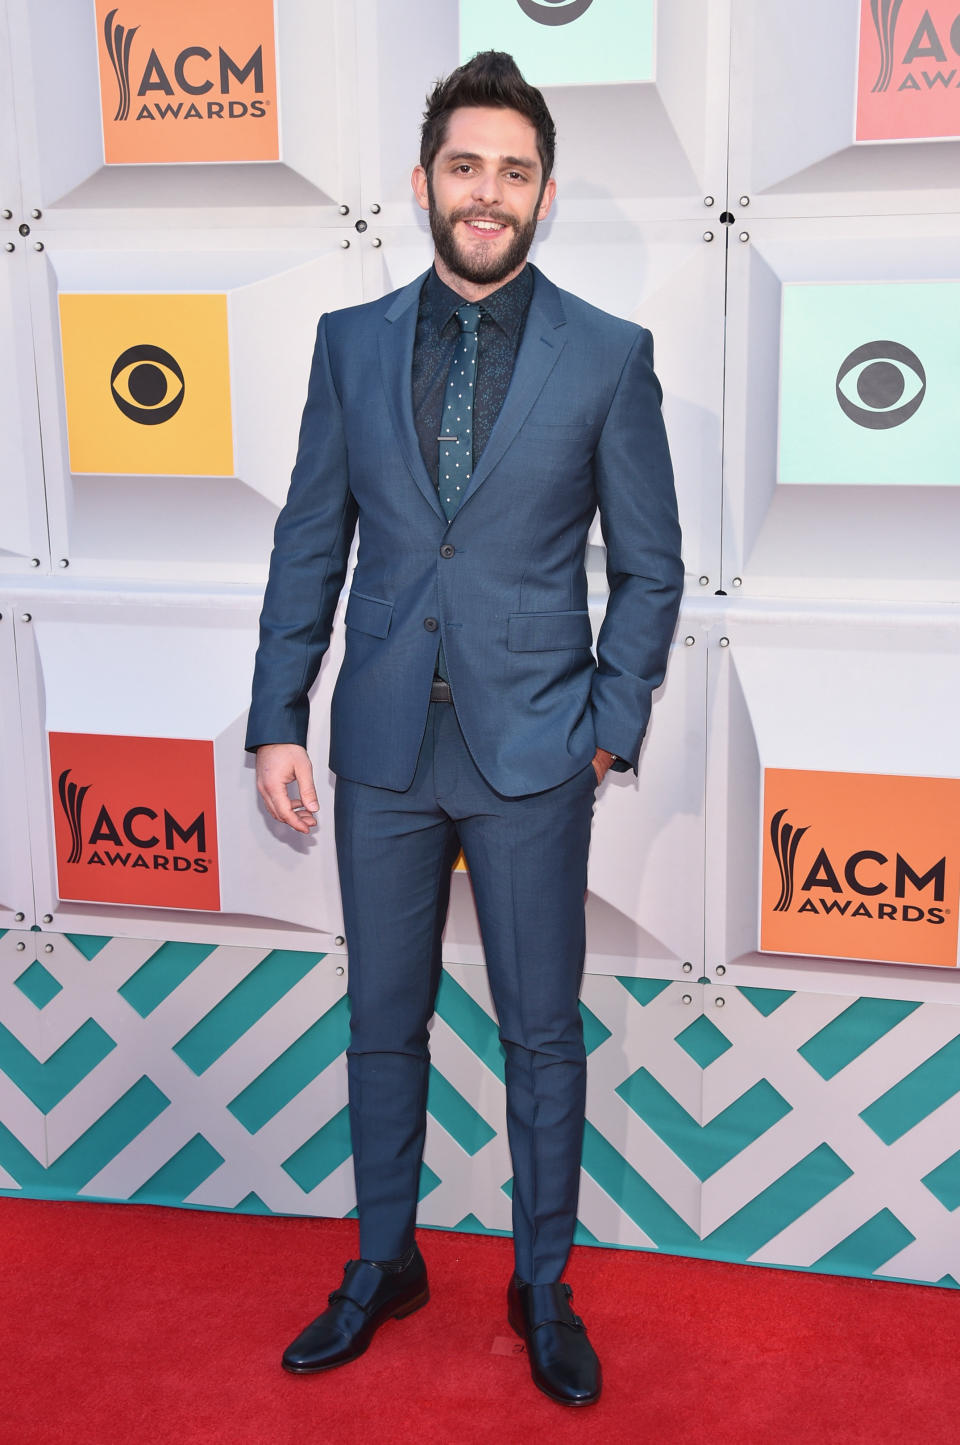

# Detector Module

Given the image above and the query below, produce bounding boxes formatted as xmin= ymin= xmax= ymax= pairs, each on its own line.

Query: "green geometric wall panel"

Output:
xmin=14 ymin=961 xmax=62 ymax=1010
xmin=922 ymin=1149 xmax=960 ymax=1213
xmin=616 ymin=1066 xmax=792 ymax=1180
xmin=799 ymin=998 xmax=922 ymax=1081
xmin=3 ymin=930 xmax=960 ymax=1290
xmin=860 ymin=1035 xmax=960 ymax=1145
xmin=120 ymin=942 xmax=218 ymax=1018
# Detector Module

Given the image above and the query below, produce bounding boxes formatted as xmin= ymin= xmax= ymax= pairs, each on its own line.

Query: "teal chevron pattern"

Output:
xmin=0 ymin=1016 xmax=115 ymax=1112
xmin=2 ymin=932 xmax=960 ymax=1289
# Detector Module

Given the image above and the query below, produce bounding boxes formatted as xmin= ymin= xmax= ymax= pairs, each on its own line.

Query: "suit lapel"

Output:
xmin=457 ymin=266 xmax=567 ymax=512
xmin=378 ymin=271 xmax=446 ymax=523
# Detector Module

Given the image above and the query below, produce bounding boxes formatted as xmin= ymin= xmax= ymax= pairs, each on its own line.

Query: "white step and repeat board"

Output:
xmin=2 ymin=0 xmax=960 ymax=1289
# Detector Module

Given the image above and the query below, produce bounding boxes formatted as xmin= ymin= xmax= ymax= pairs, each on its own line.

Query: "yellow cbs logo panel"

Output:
xmin=59 ymin=293 xmax=234 ymax=476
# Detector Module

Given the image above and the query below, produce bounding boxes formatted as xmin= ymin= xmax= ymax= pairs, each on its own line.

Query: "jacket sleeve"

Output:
xmin=244 ymin=315 xmax=358 ymax=752
xmin=590 ymin=326 xmax=683 ymax=773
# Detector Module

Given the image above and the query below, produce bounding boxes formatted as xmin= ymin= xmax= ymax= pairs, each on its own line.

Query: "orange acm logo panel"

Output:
xmin=96 ymin=0 xmax=279 ymax=164
xmin=761 ymin=769 xmax=960 ymax=968
xmin=50 ymin=733 xmax=220 ymax=911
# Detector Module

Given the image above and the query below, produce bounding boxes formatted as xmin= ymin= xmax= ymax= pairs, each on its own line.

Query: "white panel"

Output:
xmin=703 ymin=599 xmax=960 ymax=1000
xmin=0 ymin=0 xmax=22 ymax=220
xmin=27 ymin=230 xmax=360 ymax=583
xmin=356 ymin=0 xmax=730 ymax=225
xmin=0 ymin=246 xmax=49 ymax=573
xmin=443 ymin=604 xmax=706 ymax=979
xmin=7 ymin=0 xmax=359 ymax=222
xmin=722 ymin=216 xmax=960 ymax=601
xmin=0 ymin=931 xmax=47 ymax=1179
xmin=12 ymin=585 xmax=346 ymax=948
xmin=729 ymin=0 xmax=960 ymax=217
xmin=0 ymin=610 xmax=34 ymax=925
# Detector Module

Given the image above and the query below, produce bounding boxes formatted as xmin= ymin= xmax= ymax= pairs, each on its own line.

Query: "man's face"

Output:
xmin=412 ymin=106 xmax=556 ymax=292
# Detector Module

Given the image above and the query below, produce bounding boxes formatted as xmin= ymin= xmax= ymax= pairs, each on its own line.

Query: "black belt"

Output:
xmin=430 ymin=677 xmax=453 ymax=703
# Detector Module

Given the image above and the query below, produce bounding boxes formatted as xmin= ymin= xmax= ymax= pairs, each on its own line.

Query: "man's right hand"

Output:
xmin=255 ymin=744 xmax=320 ymax=834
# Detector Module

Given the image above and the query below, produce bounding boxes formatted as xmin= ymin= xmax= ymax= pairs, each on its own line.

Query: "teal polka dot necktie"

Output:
xmin=437 ymin=303 xmax=482 ymax=521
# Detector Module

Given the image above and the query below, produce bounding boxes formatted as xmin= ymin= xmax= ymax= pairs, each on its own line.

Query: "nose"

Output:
xmin=470 ymin=167 xmax=503 ymax=207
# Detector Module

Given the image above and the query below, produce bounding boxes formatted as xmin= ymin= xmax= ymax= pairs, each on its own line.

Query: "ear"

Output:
xmin=536 ymin=175 xmax=557 ymax=222
xmin=411 ymin=164 xmax=430 ymax=213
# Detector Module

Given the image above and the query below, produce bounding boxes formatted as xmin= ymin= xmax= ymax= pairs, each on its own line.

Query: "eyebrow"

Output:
xmin=444 ymin=150 xmax=538 ymax=171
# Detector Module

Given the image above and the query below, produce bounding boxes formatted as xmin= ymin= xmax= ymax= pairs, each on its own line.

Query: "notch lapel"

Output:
xmin=456 ymin=267 xmax=567 ymax=512
xmin=378 ymin=271 xmax=446 ymax=523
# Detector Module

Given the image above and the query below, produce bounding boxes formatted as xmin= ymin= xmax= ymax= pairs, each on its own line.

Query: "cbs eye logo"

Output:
xmin=516 ymin=0 xmax=595 ymax=24
xmin=835 ymin=340 xmax=926 ymax=430
xmin=110 ymin=343 xmax=185 ymax=425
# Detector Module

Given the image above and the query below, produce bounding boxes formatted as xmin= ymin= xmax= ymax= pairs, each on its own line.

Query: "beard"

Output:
xmin=427 ymin=176 xmax=539 ymax=286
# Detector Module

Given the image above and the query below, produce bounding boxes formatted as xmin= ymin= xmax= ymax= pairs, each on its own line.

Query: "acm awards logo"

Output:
xmin=102 ymin=7 xmax=268 ymax=124
xmin=769 ymin=808 xmax=947 ymax=926
xmin=57 ymin=768 xmax=211 ymax=873
xmin=761 ymin=770 xmax=960 ymax=969
xmin=868 ymin=0 xmax=960 ymax=93
xmin=96 ymin=1 xmax=279 ymax=165
xmin=50 ymin=733 xmax=220 ymax=911
xmin=858 ymin=1 xmax=960 ymax=140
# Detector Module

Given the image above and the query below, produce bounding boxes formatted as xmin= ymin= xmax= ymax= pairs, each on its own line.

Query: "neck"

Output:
xmin=432 ymin=254 xmax=527 ymax=303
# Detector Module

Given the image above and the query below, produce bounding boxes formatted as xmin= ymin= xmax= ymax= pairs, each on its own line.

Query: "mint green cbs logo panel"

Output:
xmin=459 ymin=0 xmax=654 ymax=87
xmin=779 ymin=282 xmax=960 ymax=488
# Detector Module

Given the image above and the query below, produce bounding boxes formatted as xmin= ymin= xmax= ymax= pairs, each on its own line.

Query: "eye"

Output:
xmin=835 ymin=340 xmax=926 ymax=430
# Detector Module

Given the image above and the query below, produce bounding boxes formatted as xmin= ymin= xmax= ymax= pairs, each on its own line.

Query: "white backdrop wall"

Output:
xmin=2 ymin=0 xmax=960 ymax=1291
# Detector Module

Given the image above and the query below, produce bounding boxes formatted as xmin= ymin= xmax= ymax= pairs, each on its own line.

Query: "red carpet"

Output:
xmin=2 ymin=1197 xmax=957 ymax=1444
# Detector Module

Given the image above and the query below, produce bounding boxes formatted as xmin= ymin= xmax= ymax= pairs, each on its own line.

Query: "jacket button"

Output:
xmin=424 ymin=617 xmax=439 ymax=632
xmin=440 ymin=543 xmax=455 ymax=559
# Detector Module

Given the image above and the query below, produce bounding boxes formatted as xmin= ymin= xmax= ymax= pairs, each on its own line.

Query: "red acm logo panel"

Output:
xmin=50 ymin=733 xmax=220 ymax=911
xmin=858 ymin=1 xmax=960 ymax=141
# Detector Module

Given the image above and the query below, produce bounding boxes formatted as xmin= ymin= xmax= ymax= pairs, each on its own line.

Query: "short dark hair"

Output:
xmin=420 ymin=51 xmax=556 ymax=185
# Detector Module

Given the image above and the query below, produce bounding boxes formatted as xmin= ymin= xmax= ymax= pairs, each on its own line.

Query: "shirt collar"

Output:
xmin=421 ymin=263 xmax=533 ymax=340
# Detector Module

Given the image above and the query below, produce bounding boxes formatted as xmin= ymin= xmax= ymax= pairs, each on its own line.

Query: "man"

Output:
xmin=246 ymin=51 xmax=682 ymax=1407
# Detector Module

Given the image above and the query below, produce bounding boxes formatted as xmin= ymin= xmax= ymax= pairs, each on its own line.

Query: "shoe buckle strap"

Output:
xmin=530 ymin=1313 xmax=586 ymax=1333
xmin=328 ymin=1258 xmax=394 ymax=1314
xmin=524 ymin=1281 xmax=584 ymax=1331
xmin=326 ymin=1288 xmax=376 ymax=1315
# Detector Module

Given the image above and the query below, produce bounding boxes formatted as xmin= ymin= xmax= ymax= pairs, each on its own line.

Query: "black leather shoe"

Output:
xmin=508 ymin=1274 xmax=601 ymax=1406
xmin=282 ymin=1245 xmax=429 ymax=1373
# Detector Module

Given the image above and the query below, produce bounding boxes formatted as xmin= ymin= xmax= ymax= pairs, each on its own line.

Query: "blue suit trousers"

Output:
xmin=334 ymin=701 xmax=598 ymax=1284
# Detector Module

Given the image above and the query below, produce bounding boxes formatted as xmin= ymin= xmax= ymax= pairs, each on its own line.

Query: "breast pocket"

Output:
xmin=344 ymin=591 xmax=393 ymax=639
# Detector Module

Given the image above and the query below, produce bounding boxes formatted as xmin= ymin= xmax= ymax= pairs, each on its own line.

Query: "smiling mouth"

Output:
xmin=461 ymin=217 xmax=509 ymax=237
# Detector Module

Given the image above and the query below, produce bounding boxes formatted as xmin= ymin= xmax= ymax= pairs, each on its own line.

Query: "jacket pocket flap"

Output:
xmin=507 ymin=610 xmax=593 ymax=652
xmin=345 ymin=591 xmax=393 ymax=638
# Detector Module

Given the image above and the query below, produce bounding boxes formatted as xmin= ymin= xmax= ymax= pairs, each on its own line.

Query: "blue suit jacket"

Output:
xmin=246 ymin=265 xmax=683 ymax=797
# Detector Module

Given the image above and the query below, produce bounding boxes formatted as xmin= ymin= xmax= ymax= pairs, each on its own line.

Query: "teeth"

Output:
xmin=469 ymin=220 xmax=503 ymax=231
